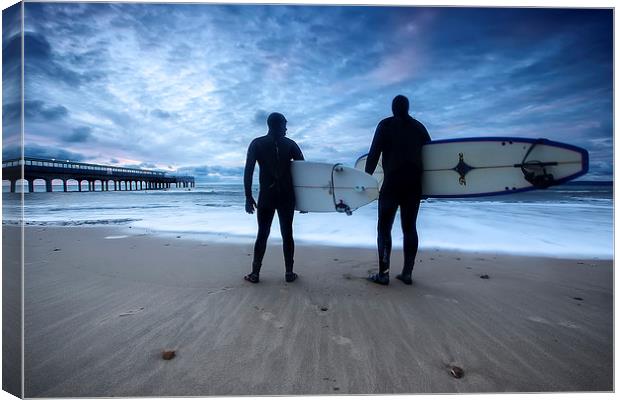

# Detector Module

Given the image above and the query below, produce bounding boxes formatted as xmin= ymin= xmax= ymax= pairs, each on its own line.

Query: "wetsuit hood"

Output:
xmin=392 ymin=95 xmax=410 ymax=119
xmin=267 ymin=112 xmax=287 ymax=138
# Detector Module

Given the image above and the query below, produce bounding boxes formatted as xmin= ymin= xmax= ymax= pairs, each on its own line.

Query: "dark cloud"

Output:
xmin=2 ymin=102 xmax=21 ymax=122
xmin=151 ymin=109 xmax=174 ymax=119
xmin=64 ymin=127 xmax=93 ymax=143
xmin=178 ymin=164 xmax=243 ymax=179
xmin=22 ymin=32 xmax=104 ymax=87
xmin=2 ymin=3 xmax=22 ymax=43
xmin=110 ymin=158 xmax=119 ymax=164
xmin=23 ymin=143 xmax=85 ymax=161
xmin=3 ymin=100 xmax=69 ymax=122
xmin=175 ymin=164 xmax=244 ymax=183
xmin=253 ymin=110 xmax=269 ymax=126
xmin=3 ymin=34 xmax=22 ymax=78
xmin=125 ymin=162 xmax=158 ymax=170
xmin=2 ymin=145 xmax=21 ymax=160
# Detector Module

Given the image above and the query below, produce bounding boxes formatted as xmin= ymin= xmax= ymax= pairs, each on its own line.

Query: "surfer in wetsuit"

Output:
xmin=365 ymin=95 xmax=431 ymax=285
xmin=243 ymin=112 xmax=304 ymax=283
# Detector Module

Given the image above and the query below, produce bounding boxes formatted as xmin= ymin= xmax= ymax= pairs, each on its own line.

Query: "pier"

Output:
xmin=2 ymin=157 xmax=195 ymax=192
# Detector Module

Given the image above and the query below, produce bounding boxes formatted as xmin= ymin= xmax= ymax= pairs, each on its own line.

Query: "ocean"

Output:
xmin=2 ymin=182 xmax=613 ymax=259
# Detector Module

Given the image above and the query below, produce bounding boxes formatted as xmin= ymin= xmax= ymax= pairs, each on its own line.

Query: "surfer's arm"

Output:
xmin=244 ymin=141 xmax=257 ymax=200
xmin=292 ymin=142 xmax=304 ymax=161
xmin=422 ymin=126 xmax=431 ymax=143
xmin=365 ymin=123 xmax=384 ymax=175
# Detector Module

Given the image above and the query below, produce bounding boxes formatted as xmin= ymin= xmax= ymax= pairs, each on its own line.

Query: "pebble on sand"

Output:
xmin=450 ymin=366 xmax=464 ymax=379
xmin=162 ymin=350 xmax=176 ymax=360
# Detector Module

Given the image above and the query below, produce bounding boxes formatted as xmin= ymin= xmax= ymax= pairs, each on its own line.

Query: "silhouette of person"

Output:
xmin=365 ymin=95 xmax=431 ymax=285
xmin=244 ymin=112 xmax=304 ymax=283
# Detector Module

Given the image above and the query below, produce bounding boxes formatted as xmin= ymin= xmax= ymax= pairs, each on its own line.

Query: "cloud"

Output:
xmin=23 ymin=143 xmax=85 ymax=161
xmin=17 ymin=4 xmax=613 ymax=180
xmin=22 ymin=32 xmax=104 ymax=87
xmin=253 ymin=109 xmax=269 ymax=126
xmin=3 ymin=100 xmax=70 ymax=121
xmin=2 ymin=145 xmax=21 ymax=160
xmin=151 ymin=108 xmax=174 ymax=119
xmin=64 ymin=126 xmax=93 ymax=143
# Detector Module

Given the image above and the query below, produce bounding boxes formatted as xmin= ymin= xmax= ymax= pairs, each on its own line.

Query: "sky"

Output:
xmin=1 ymin=2 xmax=614 ymax=181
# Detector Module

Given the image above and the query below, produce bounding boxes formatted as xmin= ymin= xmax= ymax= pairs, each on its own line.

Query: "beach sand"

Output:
xmin=6 ymin=225 xmax=613 ymax=396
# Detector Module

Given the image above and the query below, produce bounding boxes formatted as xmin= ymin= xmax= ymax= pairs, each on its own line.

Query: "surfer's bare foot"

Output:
xmin=396 ymin=273 xmax=413 ymax=285
xmin=367 ymin=272 xmax=389 ymax=285
xmin=285 ymin=272 xmax=298 ymax=282
xmin=244 ymin=273 xmax=259 ymax=283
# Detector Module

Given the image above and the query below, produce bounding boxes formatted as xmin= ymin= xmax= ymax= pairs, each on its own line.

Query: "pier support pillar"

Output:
xmin=78 ymin=181 xmax=82 ymax=192
xmin=63 ymin=180 xmax=67 ymax=192
xmin=45 ymin=179 xmax=53 ymax=192
xmin=10 ymin=180 xmax=16 ymax=193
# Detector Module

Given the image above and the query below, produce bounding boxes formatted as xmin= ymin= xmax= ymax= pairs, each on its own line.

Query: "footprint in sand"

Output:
xmin=207 ymin=287 xmax=233 ymax=296
xmin=261 ymin=311 xmax=275 ymax=321
xmin=527 ymin=316 xmax=551 ymax=324
xmin=424 ymin=294 xmax=459 ymax=304
xmin=329 ymin=335 xmax=363 ymax=360
xmin=330 ymin=335 xmax=352 ymax=345
xmin=119 ymin=307 xmax=145 ymax=317
xmin=260 ymin=311 xmax=284 ymax=329
xmin=558 ymin=321 xmax=579 ymax=329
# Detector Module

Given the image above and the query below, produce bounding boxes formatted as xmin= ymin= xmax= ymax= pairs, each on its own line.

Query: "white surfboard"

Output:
xmin=355 ymin=137 xmax=589 ymax=198
xmin=291 ymin=161 xmax=379 ymax=214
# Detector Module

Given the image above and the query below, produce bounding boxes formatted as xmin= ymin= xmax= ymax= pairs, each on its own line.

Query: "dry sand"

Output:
xmin=4 ymin=225 xmax=613 ymax=397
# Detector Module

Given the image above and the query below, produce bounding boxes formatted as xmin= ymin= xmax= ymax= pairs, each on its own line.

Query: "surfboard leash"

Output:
xmin=518 ymin=139 xmax=558 ymax=189
xmin=331 ymin=163 xmax=353 ymax=216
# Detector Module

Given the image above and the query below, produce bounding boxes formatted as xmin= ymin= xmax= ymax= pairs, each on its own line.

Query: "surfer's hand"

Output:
xmin=299 ymin=210 xmax=308 ymax=214
xmin=245 ymin=197 xmax=257 ymax=214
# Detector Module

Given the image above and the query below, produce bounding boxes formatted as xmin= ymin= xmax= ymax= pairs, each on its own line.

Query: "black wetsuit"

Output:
xmin=244 ymin=132 xmax=304 ymax=274
xmin=365 ymin=115 xmax=431 ymax=275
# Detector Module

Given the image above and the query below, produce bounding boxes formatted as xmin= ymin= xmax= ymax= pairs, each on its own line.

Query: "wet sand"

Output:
xmin=7 ymin=226 xmax=613 ymax=396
